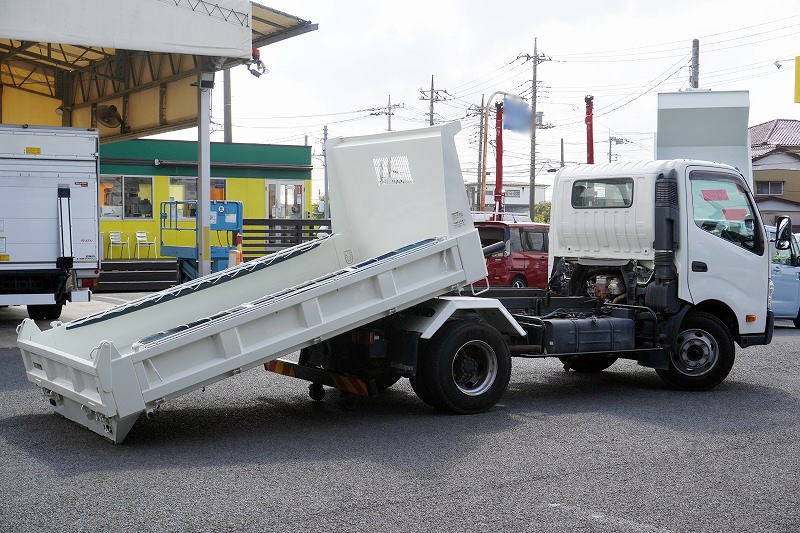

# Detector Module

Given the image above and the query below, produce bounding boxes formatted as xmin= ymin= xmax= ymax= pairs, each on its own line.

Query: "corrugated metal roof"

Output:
xmin=749 ymin=119 xmax=800 ymax=148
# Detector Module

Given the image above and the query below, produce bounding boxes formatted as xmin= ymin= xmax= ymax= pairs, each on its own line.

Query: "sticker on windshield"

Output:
xmin=702 ymin=189 xmax=729 ymax=202
xmin=722 ymin=208 xmax=746 ymax=221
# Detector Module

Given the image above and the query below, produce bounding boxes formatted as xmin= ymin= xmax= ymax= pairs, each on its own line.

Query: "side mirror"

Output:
xmin=775 ymin=216 xmax=793 ymax=250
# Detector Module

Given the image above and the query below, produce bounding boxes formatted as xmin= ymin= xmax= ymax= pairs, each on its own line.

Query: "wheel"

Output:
xmin=412 ymin=320 xmax=511 ymax=414
xmin=308 ymin=382 xmax=326 ymax=401
xmin=656 ymin=311 xmax=735 ymax=390
xmin=511 ymin=276 xmax=527 ymax=288
xmin=27 ymin=303 xmax=63 ymax=321
xmin=559 ymin=355 xmax=617 ymax=373
xmin=793 ymin=313 xmax=800 ymax=329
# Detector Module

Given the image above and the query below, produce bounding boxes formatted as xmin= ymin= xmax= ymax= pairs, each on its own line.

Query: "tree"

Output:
xmin=533 ymin=201 xmax=551 ymax=223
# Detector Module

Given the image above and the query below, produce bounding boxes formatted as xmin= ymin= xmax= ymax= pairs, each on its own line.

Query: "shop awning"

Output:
xmin=0 ymin=1 xmax=317 ymax=141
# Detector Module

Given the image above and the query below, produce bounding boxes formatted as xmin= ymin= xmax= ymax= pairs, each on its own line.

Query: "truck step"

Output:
xmin=96 ymin=260 xmax=179 ymax=292
xmin=100 ymin=260 xmax=178 ymax=271
xmin=99 ymin=271 xmax=179 ymax=283
xmin=94 ymin=280 xmax=178 ymax=293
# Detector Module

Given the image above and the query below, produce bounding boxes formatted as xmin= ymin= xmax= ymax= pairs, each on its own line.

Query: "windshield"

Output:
xmin=477 ymin=226 xmax=506 ymax=247
xmin=690 ymin=171 xmax=763 ymax=255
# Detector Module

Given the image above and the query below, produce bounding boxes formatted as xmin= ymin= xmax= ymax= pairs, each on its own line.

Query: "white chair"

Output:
xmin=107 ymin=231 xmax=130 ymax=259
xmin=134 ymin=231 xmax=156 ymax=259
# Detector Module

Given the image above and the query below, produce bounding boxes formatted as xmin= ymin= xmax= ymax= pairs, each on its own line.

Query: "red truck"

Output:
xmin=475 ymin=220 xmax=549 ymax=288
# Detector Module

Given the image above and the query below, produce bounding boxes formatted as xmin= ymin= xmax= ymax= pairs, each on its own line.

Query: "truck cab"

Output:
xmin=549 ymin=159 xmax=776 ymax=387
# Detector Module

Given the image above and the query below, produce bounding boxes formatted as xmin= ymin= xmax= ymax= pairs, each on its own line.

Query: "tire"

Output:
xmin=412 ymin=320 xmax=511 ymax=414
xmin=655 ymin=311 xmax=735 ymax=390
xmin=559 ymin=355 xmax=617 ymax=373
xmin=27 ymin=303 xmax=63 ymax=321
xmin=511 ymin=276 xmax=527 ymax=288
xmin=793 ymin=314 xmax=800 ymax=329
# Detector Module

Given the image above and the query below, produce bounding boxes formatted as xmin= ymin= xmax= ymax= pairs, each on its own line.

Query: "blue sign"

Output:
xmin=503 ymin=97 xmax=531 ymax=133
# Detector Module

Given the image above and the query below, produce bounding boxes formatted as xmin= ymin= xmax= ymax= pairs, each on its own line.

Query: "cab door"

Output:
xmin=521 ymin=226 xmax=549 ymax=288
xmin=685 ymin=168 xmax=769 ymax=333
xmin=507 ymin=227 xmax=528 ymax=279
xmin=769 ymin=230 xmax=800 ymax=319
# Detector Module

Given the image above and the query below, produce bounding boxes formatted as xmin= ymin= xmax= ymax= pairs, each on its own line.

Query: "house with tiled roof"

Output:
xmin=749 ymin=119 xmax=800 ymax=228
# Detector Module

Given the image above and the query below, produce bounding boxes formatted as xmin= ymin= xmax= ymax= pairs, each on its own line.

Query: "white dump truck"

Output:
xmin=16 ymin=121 xmax=778 ymax=443
xmin=0 ymin=124 xmax=100 ymax=320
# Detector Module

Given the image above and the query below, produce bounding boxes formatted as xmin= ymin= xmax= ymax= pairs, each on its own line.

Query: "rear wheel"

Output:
xmin=511 ymin=276 xmax=527 ymax=288
xmin=412 ymin=320 xmax=511 ymax=413
xmin=27 ymin=303 xmax=63 ymax=321
xmin=656 ymin=311 xmax=734 ymax=390
xmin=559 ymin=355 xmax=617 ymax=373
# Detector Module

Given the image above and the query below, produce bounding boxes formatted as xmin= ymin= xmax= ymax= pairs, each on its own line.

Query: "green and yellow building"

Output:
xmin=98 ymin=139 xmax=312 ymax=258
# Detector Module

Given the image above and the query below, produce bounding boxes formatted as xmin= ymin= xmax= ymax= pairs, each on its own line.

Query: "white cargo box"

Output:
xmin=0 ymin=125 xmax=100 ymax=272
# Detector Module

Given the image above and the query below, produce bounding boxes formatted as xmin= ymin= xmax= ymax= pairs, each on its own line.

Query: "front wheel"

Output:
xmin=656 ymin=311 xmax=735 ymax=390
xmin=411 ymin=320 xmax=511 ymax=414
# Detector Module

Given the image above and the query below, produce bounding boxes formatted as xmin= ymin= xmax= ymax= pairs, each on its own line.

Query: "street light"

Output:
xmin=479 ymin=90 xmax=525 ymax=212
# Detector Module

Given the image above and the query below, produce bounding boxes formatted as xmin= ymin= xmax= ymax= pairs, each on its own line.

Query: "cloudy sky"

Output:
xmin=161 ymin=0 xmax=799 ymax=199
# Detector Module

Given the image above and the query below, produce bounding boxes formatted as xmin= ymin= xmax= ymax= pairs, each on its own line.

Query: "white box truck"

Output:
xmin=0 ymin=124 xmax=100 ymax=320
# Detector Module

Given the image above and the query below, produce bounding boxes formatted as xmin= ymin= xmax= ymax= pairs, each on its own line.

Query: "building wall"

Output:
xmin=754 ymin=169 xmax=800 ymax=204
xmin=1 ymin=86 xmax=61 ymax=126
xmin=99 ymin=175 xmax=312 ymax=259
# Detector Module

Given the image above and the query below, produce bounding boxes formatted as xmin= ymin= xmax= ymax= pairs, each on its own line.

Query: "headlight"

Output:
xmin=768 ymin=279 xmax=775 ymax=310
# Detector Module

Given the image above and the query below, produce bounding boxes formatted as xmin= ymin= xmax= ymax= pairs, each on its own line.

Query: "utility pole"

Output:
xmin=690 ymin=39 xmax=700 ymax=88
xmin=223 ymin=68 xmax=232 ymax=143
xmin=419 ymin=75 xmax=447 ymax=126
xmin=585 ymin=95 xmax=594 ymax=164
xmin=476 ymin=94 xmax=485 ymax=209
xmin=323 ymin=125 xmax=329 ymax=219
xmin=493 ymin=102 xmax=504 ymax=218
xmin=387 ymin=94 xmax=392 ymax=131
xmin=608 ymin=132 xmax=630 ymax=162
xmin=518 ymin=38 xmax=549 ymax=218
xmin=560 ymin=138 xmax=564 ymax=167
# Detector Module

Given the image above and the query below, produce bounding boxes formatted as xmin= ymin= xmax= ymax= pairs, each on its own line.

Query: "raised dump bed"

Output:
xmin=17 ymin=123 xmax=489 ymax=443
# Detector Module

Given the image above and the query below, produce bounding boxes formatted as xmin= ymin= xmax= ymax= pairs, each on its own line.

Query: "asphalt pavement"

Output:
xmin=0 ymin=299 xmax=797 ymax=532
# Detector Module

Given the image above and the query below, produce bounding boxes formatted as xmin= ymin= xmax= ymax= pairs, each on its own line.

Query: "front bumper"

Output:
xmin=738 ymin=310 xmax=774 ymax=347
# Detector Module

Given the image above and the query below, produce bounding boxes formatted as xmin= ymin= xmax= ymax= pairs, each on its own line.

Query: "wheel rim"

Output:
xmin=512 ymin=278 xmax=525 ymax=288
xmin=451 ymin=340 xmax=498 ymax=396
xmin=673 ymin=328 xmax=718 ymax=376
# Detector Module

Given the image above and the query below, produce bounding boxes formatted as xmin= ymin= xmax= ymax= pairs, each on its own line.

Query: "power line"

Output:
xmin=555 ymin=13 xmax=800 ymax=58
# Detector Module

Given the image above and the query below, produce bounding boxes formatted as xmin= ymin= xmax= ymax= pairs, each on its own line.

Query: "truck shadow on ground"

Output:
xmin=504 ymin=362 xmax=799 ymax=436
xmin=2 ymin=356 xmax=797 ymax=480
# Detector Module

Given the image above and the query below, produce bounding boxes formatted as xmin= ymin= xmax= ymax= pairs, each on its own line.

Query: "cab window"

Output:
xmin=571 ymin=178 xmax=633 ymax=208
xmin=509 ymin=228 xmax=523 ymax=252
xmin=690 ymin=171 xmax=763 ymax=255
